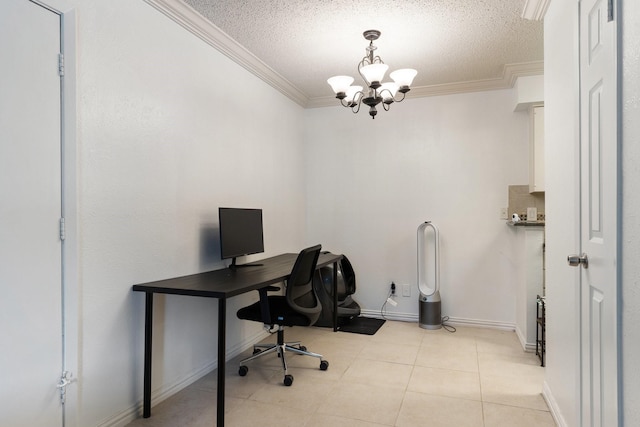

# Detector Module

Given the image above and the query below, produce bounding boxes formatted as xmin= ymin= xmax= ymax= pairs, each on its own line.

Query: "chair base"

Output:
xmin=238 ymin=328 xmax=329 ymax=385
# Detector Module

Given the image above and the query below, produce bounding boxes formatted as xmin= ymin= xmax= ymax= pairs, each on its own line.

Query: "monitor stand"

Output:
xmin=229 ymin=257 xmax=264 ymax=270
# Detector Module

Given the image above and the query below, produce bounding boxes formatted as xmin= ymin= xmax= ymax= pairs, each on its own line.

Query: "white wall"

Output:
xmin=303 ymin=90 xmax=529 ymax=327
xmin=56 ymin=0 xmax=306 ymax=425
xmin=542 ymin=2 xmax=582 ymax=426
xmin=621 ymin=1 xmax=640 ymax=424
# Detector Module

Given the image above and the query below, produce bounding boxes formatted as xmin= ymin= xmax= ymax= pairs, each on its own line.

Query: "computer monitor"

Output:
xmin=218 ymin=207 xmax=264 ymax=269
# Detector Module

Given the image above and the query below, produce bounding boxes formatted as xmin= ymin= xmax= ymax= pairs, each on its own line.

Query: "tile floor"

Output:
xmin=126 ymin=320 xmax=555 ymax=427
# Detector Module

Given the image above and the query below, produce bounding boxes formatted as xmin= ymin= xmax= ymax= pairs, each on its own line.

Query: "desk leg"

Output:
xmin=143 ymin=292 xmax=153 ymax=418
xmin=217 ymin=298 xmax=226 ymax=427
xmin=333 ymin=261 xmax=338 ymax=332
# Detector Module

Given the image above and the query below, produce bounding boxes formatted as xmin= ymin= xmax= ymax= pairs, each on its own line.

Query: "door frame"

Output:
xmin=30 ymin=1 xmax=79 ymax=425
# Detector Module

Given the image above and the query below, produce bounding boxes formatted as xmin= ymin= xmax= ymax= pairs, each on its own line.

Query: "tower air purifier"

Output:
xmin=418 ymin=221 xmax=442 ymax=330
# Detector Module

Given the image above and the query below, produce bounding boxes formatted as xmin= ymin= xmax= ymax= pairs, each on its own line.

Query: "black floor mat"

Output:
xmin=338 ymin=317 xmax=386 ymax=335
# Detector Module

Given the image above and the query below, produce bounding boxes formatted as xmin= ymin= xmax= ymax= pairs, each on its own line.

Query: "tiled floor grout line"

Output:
xmin=476 ymin=338 xmax=487 ymax=427
xmin=395 ymin=364 xmax=417 ymax=427
xmin=126 ymin=322 xmax=555 ymax=427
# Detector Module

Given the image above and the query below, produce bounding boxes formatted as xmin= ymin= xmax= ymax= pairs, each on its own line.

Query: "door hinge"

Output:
xmin=59 ymin=217 xmax=66 ymax=241
xmin=56 ymin=371 xmax=74 ymax=404
xmin=607 ymin=0 xmax=614 ymax=21
xmin=58 ymin=53 xmax=65 ymax=76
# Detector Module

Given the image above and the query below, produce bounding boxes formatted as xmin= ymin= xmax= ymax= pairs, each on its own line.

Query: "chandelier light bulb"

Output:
xmin=360 ymin=63 xmax=389 ymax=88
xmin=390 ymin=68 xmax=418 ymax=90
xmin=327 ymin=75 xmax=354 ymax=98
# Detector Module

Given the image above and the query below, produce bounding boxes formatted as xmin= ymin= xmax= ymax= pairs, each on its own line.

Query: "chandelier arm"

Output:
xmin=376 ymin=87 xmax=408 ymax=105
xmin=350 ymin=98 xmax=362 ymax=114
xmin=382 ymin=102 xmax=391 ymax=112
xmin=358 ymin=56 xmax=384 ymax=68
xmin=352 ymin=89 xmax=367 ymax=113
xmin=358 ymin=66 xmax=367 ymax=86
xmin=377 ymin=87 xmax=393 ymax=100
xmin=357 ymin=57 xmax=370 ymax=85
xmin=377 ymin=89 xmax=408 ymax=104
xmin=339 ymin=89 xmax=365 ymax=113
xmin=358 ymin=54 xmax=386 ymax=82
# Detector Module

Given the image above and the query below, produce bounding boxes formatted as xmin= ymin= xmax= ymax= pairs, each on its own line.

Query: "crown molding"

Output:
xmin=521 ymin=0 xmax=551 ymax=21
xmin=143 ymin=0 xmax=310 ymax=107
xmin=144 ymin=0 xmax=543 ymax=110
xmin=307 ymin=61 xmax=544 ymax=108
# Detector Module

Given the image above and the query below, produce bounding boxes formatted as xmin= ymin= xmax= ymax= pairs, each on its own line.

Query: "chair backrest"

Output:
xmin=286 ymin=244 xmax=322 ymax=325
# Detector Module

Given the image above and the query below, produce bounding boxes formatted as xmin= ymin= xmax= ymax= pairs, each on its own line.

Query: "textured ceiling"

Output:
xmin=182 ymin=0 xmax=543 ymax=103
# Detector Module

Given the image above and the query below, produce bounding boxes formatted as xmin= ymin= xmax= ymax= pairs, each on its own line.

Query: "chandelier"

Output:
xmin=327 ymin=30 xmax=417 ymax=119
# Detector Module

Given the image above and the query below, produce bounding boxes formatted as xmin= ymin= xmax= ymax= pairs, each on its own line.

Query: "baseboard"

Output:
xmin=100 ymin=328 xmax=268 ymax=427
xmin=515 ymin=325 xmax=537 ymax=352
xmin=360 ymin=309 xmax=516 ymax=331
xmin=542 ymin=380 xmax=568 ymax=427
xmin=98 ymin=358 xmax=217 ymax=427
xmin=361 ymin=308 xmax=417 ymax=322
xmin=444 ymin=316 xmax=515 ymax=331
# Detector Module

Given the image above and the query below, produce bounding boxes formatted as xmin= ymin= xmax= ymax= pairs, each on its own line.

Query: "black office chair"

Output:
xmin=236 ymin=244 xmax=329 ymax=386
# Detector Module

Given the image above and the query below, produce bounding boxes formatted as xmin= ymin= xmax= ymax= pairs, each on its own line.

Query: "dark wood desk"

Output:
xmin=132 ymin=252 xmax=342 ymax=426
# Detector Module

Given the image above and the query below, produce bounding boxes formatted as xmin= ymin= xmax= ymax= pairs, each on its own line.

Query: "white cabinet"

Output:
xmin=529 ymin=105 xmax=545 ymax=193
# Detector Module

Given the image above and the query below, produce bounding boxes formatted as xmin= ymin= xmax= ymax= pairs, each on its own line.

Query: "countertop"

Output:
xmin=507 ymin=221 xmax=545 ymax=227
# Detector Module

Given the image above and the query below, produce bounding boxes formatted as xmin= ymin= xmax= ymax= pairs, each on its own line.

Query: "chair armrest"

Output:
xmin=258 ymin=287 xmax=272 ymax=325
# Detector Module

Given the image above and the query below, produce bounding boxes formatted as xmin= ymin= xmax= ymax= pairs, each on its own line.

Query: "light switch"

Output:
xmin=402 ymin=284 xmax=411 ymax=297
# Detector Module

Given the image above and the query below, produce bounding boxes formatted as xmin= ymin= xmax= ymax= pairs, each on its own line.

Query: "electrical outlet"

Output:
xmin=402 ymin=284 xmax=411 ymax=297
xmin=500 ymin=207 xmax=509 ymax=220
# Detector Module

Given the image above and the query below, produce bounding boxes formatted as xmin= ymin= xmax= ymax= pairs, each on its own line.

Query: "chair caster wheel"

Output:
xmin=238 ymin=366 xmax=248 ymax=376
xmin=299 ymin=345 xmax=307 ymax=352
xmin=320 ymin=360 xmax=329 ymax=371
xmin=283 ymin=374 xmax=294 ymax=386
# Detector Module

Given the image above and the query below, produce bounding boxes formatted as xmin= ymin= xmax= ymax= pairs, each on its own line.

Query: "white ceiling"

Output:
xmin=157 ymin=0 xmax=543 ymax=107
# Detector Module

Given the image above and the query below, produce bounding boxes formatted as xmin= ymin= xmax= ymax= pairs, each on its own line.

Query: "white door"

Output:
xmin=0 ymin=1 xmax=64 ymax=425
xmin=577 ymin=0 xmax=619 ymax=425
